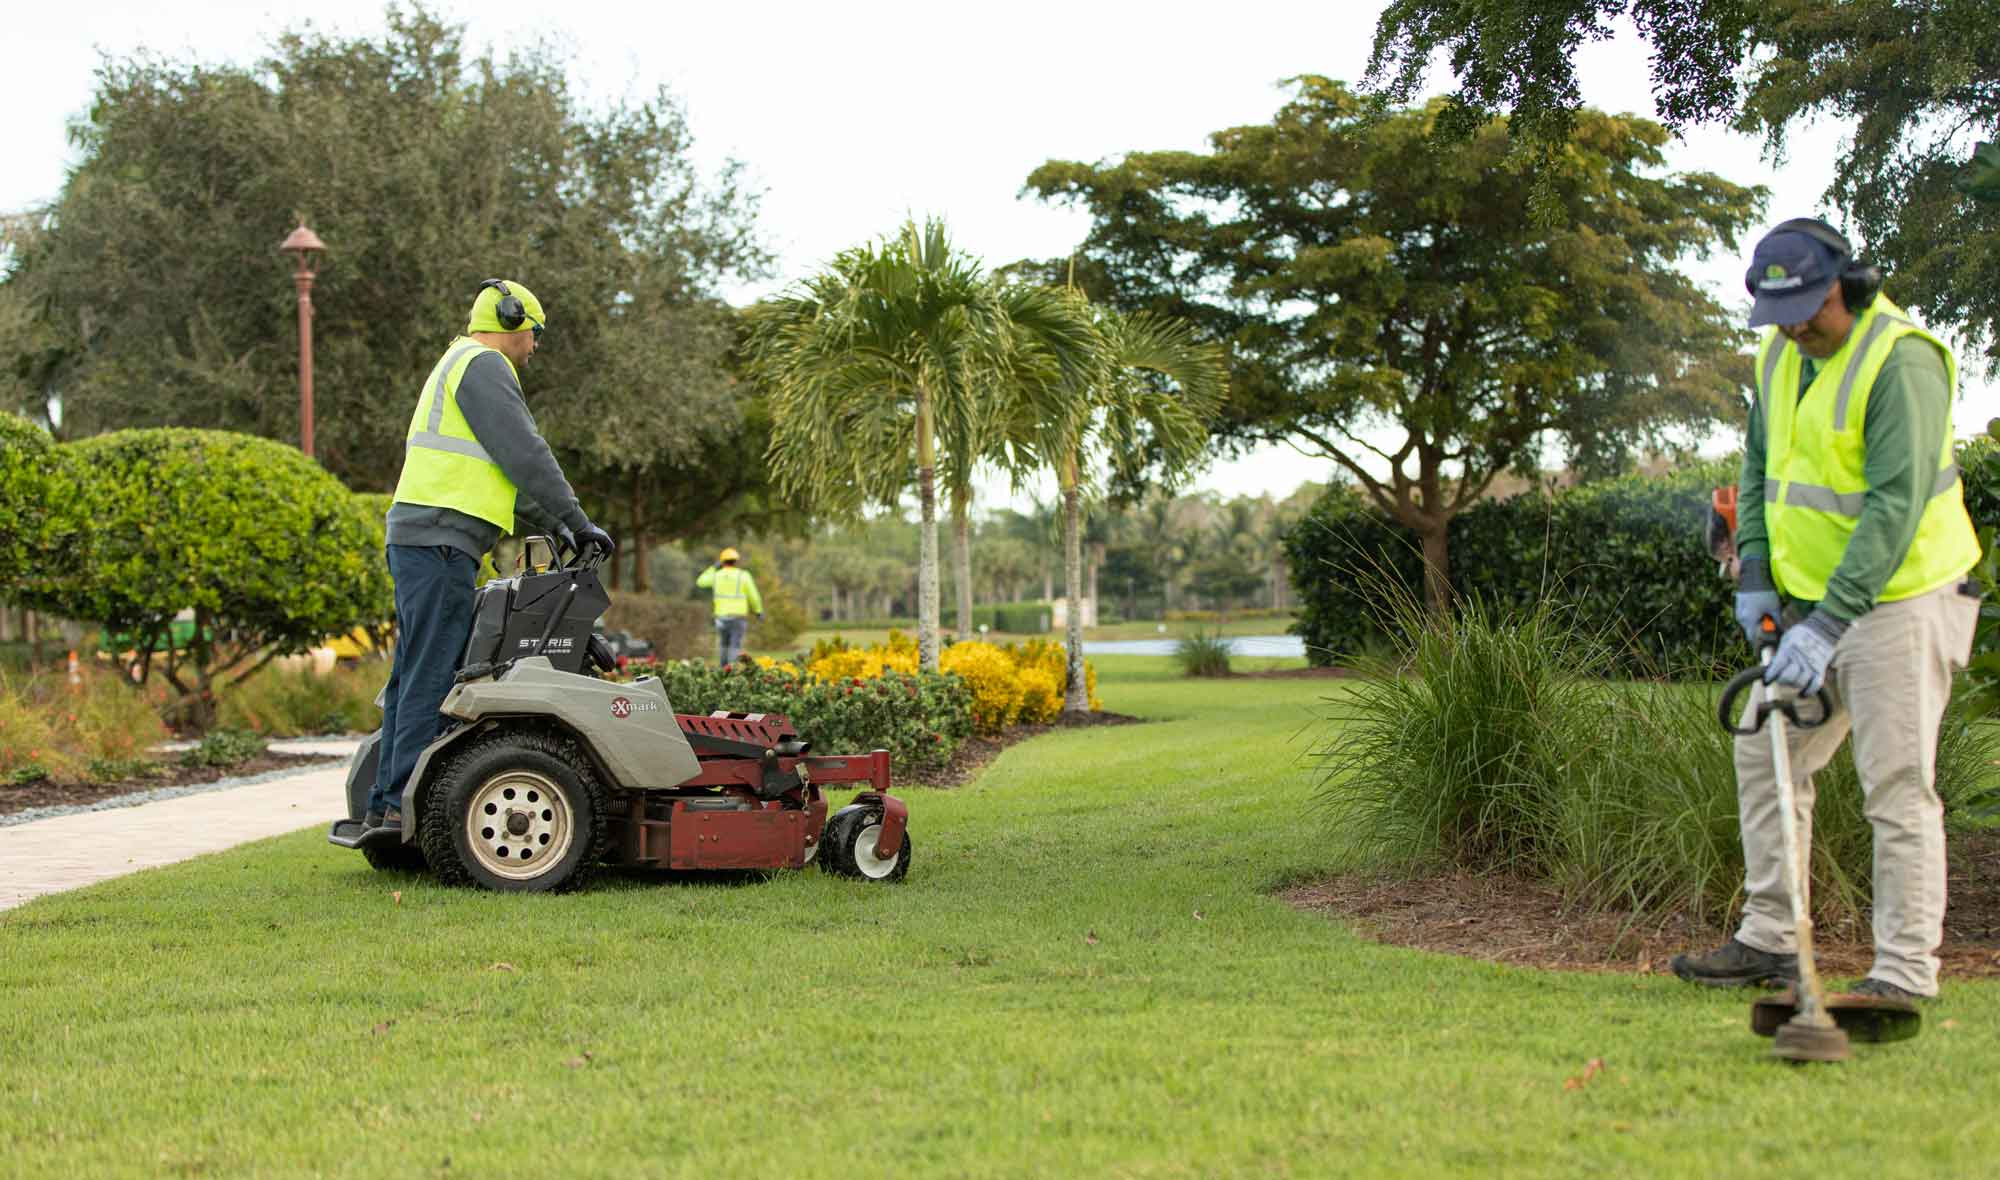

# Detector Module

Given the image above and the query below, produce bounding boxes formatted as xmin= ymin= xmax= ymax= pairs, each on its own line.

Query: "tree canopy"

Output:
xmin=1026 ymin=76 xmax=1761 ymax=605
xmin=1369 ymin=0 xmax=2000 ymax=370
xmin=1 ymin=5 xmax=770 ymax=536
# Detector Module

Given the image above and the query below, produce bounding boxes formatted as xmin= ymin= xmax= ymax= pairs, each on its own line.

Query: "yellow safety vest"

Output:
xmin=391 ymin=337 xmax=518 ymax=532
xmin=706 ymin=567 xmax=753 ymax=617
xmin=1758 ymin=298 xmax=1978 ymax=605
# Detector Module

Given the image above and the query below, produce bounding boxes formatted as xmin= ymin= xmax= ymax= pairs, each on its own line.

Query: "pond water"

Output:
xmin=1081 ymin=635 xmax=1306 ymax=658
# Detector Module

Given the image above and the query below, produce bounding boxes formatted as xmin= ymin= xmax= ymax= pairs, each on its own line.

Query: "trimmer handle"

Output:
xmin=1718 ymin=615 xmax=1832 ymax=736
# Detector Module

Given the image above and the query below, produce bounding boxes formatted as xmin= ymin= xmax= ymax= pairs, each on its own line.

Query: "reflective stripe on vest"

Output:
xmin=391 ymin=339 xmax=519 ymax=532
xmin=1758 ymin=298 xmax=1979 ymax=604
xmin=711 ymin=567 xmax=752 ymax=616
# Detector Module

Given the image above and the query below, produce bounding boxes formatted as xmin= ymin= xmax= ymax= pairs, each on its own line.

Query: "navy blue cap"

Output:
xmin=1746 ymin=229 xmax=1844 ymax=327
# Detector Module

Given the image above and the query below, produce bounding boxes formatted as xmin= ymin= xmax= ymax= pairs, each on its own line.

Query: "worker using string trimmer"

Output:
xmin=1671 ymin=218 xmax=1981 ymax=1008
xmin=697 ymin=547 xmax=763 ymax=665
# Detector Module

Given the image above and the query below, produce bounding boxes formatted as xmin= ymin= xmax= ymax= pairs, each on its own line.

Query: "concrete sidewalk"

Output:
xmin=0 ymin=761 xmax=353 ymax=912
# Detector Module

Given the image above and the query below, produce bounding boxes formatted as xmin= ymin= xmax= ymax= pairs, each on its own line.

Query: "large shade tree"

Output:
xmin=747 ymin=219 xmax=1091 ymax=671
xmin=1368 ymin=0 xmax=2000 ymax=371
xmin=1026 ymin=76 xmax=1760 ymax=607
xmin=1 ymin=7 xmax=768 ymax=521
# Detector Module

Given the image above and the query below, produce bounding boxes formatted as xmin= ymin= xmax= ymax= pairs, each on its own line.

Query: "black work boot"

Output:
xmin=1670 ymin=938 xmax=1798 ymax=988
xmin=1850 ymin=977 xmax=1928 ymax=1003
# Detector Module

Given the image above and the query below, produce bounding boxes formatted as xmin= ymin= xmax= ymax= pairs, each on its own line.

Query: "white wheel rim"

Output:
xmin=464 ymin=769 xmax=573 ymax=881
xmin=852 ymin=823 xmax=900 ymax=879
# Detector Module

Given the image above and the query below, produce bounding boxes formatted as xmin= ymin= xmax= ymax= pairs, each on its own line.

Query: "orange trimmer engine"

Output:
xmin=1707 ymin=485 xmax=1739 ymax=571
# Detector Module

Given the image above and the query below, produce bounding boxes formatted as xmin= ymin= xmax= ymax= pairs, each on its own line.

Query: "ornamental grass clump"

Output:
xmin=1314 ymin=572 xmax=1997 ymax=929
xmin=1173 ymin=628 xmax=1233 ymax=678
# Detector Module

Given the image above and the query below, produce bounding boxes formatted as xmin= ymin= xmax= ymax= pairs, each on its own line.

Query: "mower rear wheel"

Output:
xmin=820 ymin=804 xmax=910 ymax=882
xmin=361 ymin=841 xmax=428 ymax=873
xmin=417 ymin=729 xmax=610 ymax=893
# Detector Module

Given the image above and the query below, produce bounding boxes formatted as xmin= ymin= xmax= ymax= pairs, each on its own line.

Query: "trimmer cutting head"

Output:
xmin=1772 ymin=1017 xmax=1851 ymax=1064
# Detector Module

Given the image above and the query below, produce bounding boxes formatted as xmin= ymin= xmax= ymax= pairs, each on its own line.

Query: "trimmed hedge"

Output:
xmin=1287 ymin=443 xmax=2000 ymax=675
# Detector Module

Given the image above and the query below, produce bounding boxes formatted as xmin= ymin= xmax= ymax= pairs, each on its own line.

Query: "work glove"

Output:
xmin=1764 ymin=609 xmax=1847 ymax=697
xmin=575 ymin=521 xmax=617 ymax=558
xmin=1734 ymin=557 xmax=1782 ymax=648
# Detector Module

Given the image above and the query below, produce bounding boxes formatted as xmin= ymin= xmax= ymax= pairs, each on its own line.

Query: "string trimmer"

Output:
xmin=1717 ymin=617 xmax=1921 ymax=1060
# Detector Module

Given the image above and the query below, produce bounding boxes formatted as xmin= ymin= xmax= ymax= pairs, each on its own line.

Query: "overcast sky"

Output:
xmin=7 ymin=1 xmax=1987 ymax=509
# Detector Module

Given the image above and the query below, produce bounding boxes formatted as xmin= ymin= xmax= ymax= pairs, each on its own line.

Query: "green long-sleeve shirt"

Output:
xmin=1737 ymin=334 xmax=1954 ymax=622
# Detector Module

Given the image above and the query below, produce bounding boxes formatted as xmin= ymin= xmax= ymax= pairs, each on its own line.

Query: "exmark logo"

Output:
xmin=609 ymin=696 xmax=662 ymax=719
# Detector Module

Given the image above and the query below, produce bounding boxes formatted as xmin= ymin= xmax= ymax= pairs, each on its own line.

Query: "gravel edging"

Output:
xmin=0 ymin=759 xmax=345 ymax=829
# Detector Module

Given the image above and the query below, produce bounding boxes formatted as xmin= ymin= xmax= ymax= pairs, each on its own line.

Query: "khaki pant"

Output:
xmin=1733 ymin=580 xmax=1978 ymax=995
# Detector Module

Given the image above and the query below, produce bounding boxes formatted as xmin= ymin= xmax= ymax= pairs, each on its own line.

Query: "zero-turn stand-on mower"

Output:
xmin=327 ymin=539 xmax=911 ymax=892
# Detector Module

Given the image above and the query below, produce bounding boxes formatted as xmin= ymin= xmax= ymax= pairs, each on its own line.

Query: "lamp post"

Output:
xmin=279 ymin=223 xmax=326 ymax=458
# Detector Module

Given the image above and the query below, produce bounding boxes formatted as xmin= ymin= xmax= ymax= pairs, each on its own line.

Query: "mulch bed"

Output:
xmin=1281 ymin=828 xmax=2000 ymax=980
xmin=0 ymin=753 xmax=342 ymax=817
xmin=904 ymin=711 xmax=1143 ymax=789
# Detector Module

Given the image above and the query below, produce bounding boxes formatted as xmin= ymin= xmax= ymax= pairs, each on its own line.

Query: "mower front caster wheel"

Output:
xmin=819 ymin=804 xmax=910 ymax=882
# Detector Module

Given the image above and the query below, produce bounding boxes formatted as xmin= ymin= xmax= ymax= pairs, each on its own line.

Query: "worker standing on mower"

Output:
xmin=1671 ymin=220 xmax=1981 ymax=1002
xmin=697 ymin=548 xmax=763 ymax=665
xmin=364 ymin=279 xmax=617 ymax=831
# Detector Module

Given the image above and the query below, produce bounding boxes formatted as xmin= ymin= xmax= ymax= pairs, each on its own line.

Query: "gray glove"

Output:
xmin=1734 ymin=557 xmax=1782 ymax=648
xmin=1765 ymin=610 xmax=1846 ymax=696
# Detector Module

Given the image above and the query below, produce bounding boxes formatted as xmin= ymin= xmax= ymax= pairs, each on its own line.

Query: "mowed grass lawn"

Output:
xmin=4 ymin=656 xmax=1998 ymax=1177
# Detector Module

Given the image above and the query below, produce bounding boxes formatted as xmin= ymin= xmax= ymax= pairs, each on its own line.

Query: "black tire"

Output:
xmin=416 ymin=728 xmax=610 ymax=893
xmin=819 ymin=804 xmax=911 ymax=882
xmin=361 ymin=841 xmax=428 ymax=873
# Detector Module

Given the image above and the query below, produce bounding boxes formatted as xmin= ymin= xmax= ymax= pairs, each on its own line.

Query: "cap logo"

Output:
xmin=1757 ymin=262 xmax=1804 ymax=292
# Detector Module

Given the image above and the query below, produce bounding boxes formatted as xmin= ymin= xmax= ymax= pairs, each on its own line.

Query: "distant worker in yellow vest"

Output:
xmin=1672 ymin=220 xmax=1980 ymax=1002
xmin=697 ymin=548 xmax=763 ymax=665
xmin=366 ymin=280 xmax=617 ymax=831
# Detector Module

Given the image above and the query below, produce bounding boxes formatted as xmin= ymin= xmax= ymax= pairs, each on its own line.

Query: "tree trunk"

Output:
xmin=26 ymin=610 xmax=40 ymax=674
xmin=1420 ymin=521 xmax=1451 ymax=612
xmin=1087 ymin=542 xmax=1103 ymax=628
xmin=916 ymin=389 xmax=940 ymax=671
xmin=630 ymin=470 xmax=650 ymax=594
xmin=1042 ymin=565 xmax=1053 ymax=603
xmin=1061 ymin=454 xmax=1088 ymax=715
xmin=952 ymin=495 xmax=973 ymax=641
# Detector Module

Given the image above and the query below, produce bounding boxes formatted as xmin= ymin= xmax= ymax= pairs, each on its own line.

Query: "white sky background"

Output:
xmin=5 ymin=0 xmax=1993 ymax=512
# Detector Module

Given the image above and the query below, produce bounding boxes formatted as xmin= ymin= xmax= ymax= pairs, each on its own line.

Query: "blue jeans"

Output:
xmin=369 ymin=545 xmax=478 ymax=816
xmin=716 ymin=616 xmax=749 ymax=665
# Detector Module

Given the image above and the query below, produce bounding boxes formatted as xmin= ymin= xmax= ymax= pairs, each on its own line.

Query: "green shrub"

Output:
xmin=1314 ymin=576 xmax=1999 ymax=928
xmin=970 ymin=602 xmax=1053 ymax=634
xmin=1173 ymin=629 xmax=1233 ymax=678
xmin=644 ymin=660 xmax=973 ymax=773
xmin=180 ymin=728 xmax=269 ymax=769
xmin=218 ymin=661 xmax=384 ymax=737
xmin=1287 ymin=458 xmax=1742 ymax=674
xmin=601 ymin=592 xmax=711 ymax=662
xmin=25 ymin=428 xmax=392 ymax=727
xmin=0 ymin=412 xmax=87 ymax=613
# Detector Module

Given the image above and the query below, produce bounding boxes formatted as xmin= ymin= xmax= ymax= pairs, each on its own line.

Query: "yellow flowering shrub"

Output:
xmin=797 ymin=633 xmax=1097 ymax=728
xmin=1016 ymin=665 xmax=1062 ymax=725
xmin=939 ymin=641 xmax=1025 ymax=734
xmin=807 ymin=647 xmax=887 ymax=682
xmin=751 ymin=656 xmax=801 ymax=677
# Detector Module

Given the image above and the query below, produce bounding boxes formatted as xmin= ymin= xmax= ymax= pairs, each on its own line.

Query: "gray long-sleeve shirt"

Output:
xmin=386 ymin=345 xmax=589 ymax=559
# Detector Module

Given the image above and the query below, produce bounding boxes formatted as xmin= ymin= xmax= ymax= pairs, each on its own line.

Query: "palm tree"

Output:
xmin=747 ymin=220 xmax=1091 ymax=670
xmin=1019 ymin=295 xmax=1228 ymax=713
